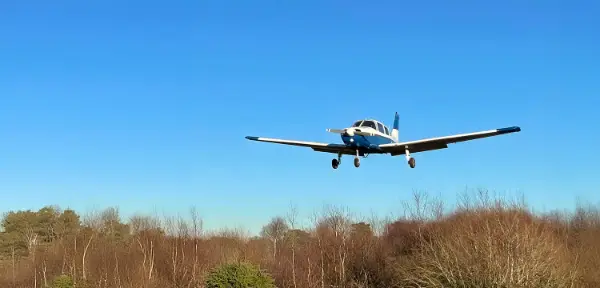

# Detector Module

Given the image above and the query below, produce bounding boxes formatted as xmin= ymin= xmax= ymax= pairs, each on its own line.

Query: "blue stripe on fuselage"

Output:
xmin=341 ymin=134 xmax=395 ymax=153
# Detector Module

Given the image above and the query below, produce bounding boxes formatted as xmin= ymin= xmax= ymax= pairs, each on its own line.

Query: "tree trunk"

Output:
xmin=82 ymin=234 xmax=94 ymax=280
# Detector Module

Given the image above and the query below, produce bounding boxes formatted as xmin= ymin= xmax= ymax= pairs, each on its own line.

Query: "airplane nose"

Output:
xmin=345 ymin=128 xmax=355 ymax=136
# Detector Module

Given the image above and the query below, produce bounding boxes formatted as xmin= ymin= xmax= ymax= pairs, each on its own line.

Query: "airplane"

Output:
xmin=245 ymin=112 xmax=521 ymax=169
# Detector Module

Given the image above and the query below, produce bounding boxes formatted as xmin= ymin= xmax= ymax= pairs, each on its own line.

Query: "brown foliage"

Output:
xmin=0 ymin=191 xmax=600 ymax=287
xmin=398 ymin=208 xmax=578 ymax=287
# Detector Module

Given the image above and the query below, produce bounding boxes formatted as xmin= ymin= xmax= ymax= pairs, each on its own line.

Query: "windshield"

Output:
xmin=360 ymin=121 xmax=377 ymax=129
xmin=352 ymin=121 xmax=363 ymax=127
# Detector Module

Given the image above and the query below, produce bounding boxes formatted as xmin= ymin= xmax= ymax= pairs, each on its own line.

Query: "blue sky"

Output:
xmin=0 ymin=0 xmax=598 ymax=234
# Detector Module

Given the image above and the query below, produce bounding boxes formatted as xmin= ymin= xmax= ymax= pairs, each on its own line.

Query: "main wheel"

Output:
xmin=354 ymin=157 xmax=360 ymax=168
xmin=408 ymin=157 xmax=416 ymax=168
xmin=332 ymin=159 xmax=339 ymax=169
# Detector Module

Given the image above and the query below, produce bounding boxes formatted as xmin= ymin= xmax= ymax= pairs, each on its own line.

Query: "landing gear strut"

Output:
xmin=331 ymin=152 xmax=342 ymax=169
xmin=354 ymin=149 xmax=360 ymax=168
xmin=406 ymin=147 xmax=416 ymax=168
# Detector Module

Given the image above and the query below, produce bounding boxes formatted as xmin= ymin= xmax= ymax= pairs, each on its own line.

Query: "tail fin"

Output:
xmin=391 ymin=112 xmax=399 ymax=141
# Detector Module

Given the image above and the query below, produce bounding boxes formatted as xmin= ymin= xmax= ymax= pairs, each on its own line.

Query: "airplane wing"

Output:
xmin=245 ymin=136 xmax=355 ymax=154
xmin=378 ymin=126 xmax=521 ymax=156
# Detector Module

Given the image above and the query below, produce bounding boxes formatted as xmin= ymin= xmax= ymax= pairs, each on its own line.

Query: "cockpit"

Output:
xmin=351 ymin=120 xmax=390 ymax=135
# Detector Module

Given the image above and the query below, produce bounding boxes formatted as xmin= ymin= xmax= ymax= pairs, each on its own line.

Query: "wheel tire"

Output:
xmin=408 ymin=157 xmax=416 ymax=168
xmin=332 ymin=159 xmax=339 ymax=169
xmin=354 ymin=158 xmax=360 ymax=168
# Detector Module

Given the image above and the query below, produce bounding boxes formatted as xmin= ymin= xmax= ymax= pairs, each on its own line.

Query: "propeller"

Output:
xmin=326 ymin=128 xmax=374 ymax=137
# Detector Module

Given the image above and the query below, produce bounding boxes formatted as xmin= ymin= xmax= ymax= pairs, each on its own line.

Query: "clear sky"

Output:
xmin=1 ymin=1 xmax=598 ymax=235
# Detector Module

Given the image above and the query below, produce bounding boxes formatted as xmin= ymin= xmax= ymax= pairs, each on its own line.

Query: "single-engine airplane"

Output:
xmin=245 ymin=112 xmax=521 ymax=169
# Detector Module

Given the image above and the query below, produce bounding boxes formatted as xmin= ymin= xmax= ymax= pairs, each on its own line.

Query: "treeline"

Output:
xmin=1 ymin=190 xmax=599 ymax=287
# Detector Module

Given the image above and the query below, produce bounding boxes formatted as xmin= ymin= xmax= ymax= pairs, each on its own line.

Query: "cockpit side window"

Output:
xmin=361 ymin=121 xmax=376 ymax=129
xmin=376 ymin=122 xmax=385 ymax=134
xmin=384 ymin=126 xmax=389 ymax=135
xmin=352 ymin=121 xmax=363 ymax=127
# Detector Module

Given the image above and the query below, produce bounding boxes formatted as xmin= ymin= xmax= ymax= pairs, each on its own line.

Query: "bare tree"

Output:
xmin=163 ymin=214 xmax=191 ymax=286
xmin=286 ymin=203 xmax=299 ymax=288
xmin=129 ymin=214 xmax=161 ymax=284
xmin=81 ymin=209 xmax=103 ymax=282
xmin=260 ymin=216 xmax=289 ymax=259
xmin=309 ymin=210 xmax=325 ymax=288
xmin=322 ymin=205 xmax=353 ymax=285
xmin=189 ymin=206 xmax=203 ymax=286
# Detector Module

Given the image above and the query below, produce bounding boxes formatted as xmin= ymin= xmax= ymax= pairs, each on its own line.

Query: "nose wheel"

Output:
xmin=354 ymin=149 xmax=360 ymax=168
xmin=354 ymin=157 xmax=360 ymax=168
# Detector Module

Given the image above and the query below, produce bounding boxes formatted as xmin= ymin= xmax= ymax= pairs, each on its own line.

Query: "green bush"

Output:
xmin=205 ymin=262 xmax=275 ymax=288
xmin=51 ymin=275 xmax=74 ymax=288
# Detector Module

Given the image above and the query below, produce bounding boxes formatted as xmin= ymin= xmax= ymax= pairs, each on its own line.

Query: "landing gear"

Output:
xmin=354 ymin=149 xmax=360 ymax=168
xmin=331 ymin=153 xmax=342 ymax=169
xmin=408 ymin=157 xmax=416 ymax=168
xmin=331 ymin=150 xmax=361 ymax=169
xmin=405 ymin=147 xmax=416 ymax=168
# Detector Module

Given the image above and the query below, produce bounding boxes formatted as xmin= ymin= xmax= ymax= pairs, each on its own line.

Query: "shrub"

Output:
xmin=205 ymin=262 xmax=275 ymax=288
xmin=397 ymin=208 xmax=580 ymax=287
xmin=51 ymin=275 xmax=74 ymax=288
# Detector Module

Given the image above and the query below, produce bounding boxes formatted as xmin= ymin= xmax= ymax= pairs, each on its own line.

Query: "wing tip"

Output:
xmin=496 ymin=126 xmax=521 ymax=134
xmin=245 ymin=136 xmax=259 ymax=141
